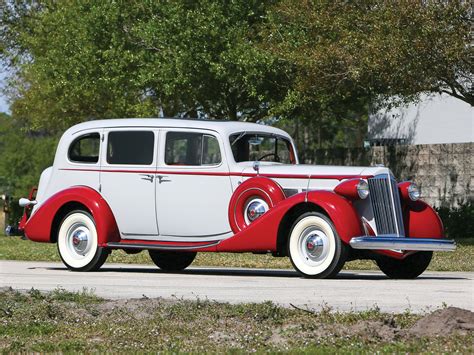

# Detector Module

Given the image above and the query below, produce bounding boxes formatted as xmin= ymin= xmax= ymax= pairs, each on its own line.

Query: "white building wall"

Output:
xmin=369 ymin=93 xmax=473 ymax=145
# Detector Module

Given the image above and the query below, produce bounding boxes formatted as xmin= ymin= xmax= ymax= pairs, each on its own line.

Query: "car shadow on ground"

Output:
xmin=38 ymin=266 xmax=469 ymax=280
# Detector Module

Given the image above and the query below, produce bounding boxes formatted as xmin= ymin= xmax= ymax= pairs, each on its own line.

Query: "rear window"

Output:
xmin=68 ymin=133 xmax=100 ymax=163
xmin=165 ymin=132 xmax=221 ymax=166
xmin=107 ymin=131 xmax=154 ymax=165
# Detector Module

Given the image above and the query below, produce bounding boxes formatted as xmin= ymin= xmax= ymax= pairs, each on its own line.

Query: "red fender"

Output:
xmin=218 ymin=190 xmax=364 ymax=252
xmin=228 ymin=177 xmax=286 ymax=233
xmin=306 ymin=190 xmax=364 ymax=244
xmin=404 ymin=200 xmax=444 ymax=238
xmin=24 ymin=186 xmax=120 ymax=246
xmin=220 ymin=193 xmax=306 ymax=252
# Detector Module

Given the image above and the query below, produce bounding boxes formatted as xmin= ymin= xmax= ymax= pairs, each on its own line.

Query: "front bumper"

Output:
xmin=350 ymin=235 xmax=456 ymax=251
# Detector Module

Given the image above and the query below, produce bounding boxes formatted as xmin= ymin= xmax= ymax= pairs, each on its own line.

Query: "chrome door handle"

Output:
xmin=156 ymin=175 xmax=171 ymax=183
xmin=140 ymin=174 xmax=154 ymax=182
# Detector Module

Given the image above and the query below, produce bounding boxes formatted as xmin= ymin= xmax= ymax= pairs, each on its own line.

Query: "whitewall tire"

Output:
xmin=57 ymin=210 xmax=109 ymax=271
xmin=288 ymin=212 xmax=347 ymax=278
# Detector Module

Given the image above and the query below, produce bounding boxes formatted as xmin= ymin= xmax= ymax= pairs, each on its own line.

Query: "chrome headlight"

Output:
xmin=357 ymin=180 xmax=369 ymax=199
xmin=408 ymin=183 xmax=420 ymax=201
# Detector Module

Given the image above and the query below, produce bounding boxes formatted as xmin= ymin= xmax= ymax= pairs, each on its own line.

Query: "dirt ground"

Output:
xmin=1 ymin=288 xmax=473 ymax=352
xmin=95 ymin=297 xmax=474 ymax=344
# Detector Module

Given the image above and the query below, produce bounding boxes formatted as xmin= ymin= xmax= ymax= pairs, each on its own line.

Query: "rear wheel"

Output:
xmin=57 ymin=210 xmax=109 ymax=271
xmin=376 ymin=251 xmax=432 ymax=279
xmin=288 ymin=212 xmax=347 ymax=279
xmin=148 ymin=251 xmax=197 ymax=272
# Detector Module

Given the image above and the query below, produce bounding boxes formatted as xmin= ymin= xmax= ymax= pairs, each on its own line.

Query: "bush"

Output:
xmin=436 ymin=201 xmax=474 ymax=240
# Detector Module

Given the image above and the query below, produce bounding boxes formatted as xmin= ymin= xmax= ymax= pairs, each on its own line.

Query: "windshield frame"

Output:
xmin=228 ymin=131 xmax=297 ymax=165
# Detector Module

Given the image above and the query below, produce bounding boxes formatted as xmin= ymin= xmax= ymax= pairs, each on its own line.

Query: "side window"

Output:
xmin=202 ymin=135 xmax=221 ymax=165
xmin=68 ymin=133 xmax=100 ymax=163
xmin=165 ymin=132 xmax=221 ymax=166
xmin=107 ymin=131 xmax=154 ymax=165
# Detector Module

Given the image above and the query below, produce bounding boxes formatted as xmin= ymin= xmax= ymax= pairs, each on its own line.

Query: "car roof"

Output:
xmin=67 ymin=118 xmax=291 ymax=139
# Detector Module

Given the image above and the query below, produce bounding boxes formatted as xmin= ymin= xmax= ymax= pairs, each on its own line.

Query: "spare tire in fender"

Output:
xmin=228 ymin=177 xmax=286 ymax=233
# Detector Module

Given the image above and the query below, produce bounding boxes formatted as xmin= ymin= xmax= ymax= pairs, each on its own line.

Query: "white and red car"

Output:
xmin=18 ymin=119 xmax=455 ymax=278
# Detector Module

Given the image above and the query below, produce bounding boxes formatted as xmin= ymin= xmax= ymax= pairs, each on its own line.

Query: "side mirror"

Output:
xmin=253 ymin=161 xmax=260 ymax=175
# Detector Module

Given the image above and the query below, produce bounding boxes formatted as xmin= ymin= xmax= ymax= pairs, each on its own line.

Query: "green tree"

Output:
xmin=1 ymin=1 xmax=156 ymax=131
xmin=260 ymin=0 xmax=472 ymax=151
xmin=264 ymin=0 xmax=472 ymax=110
xmin=0 ymin=112 xmax=58 ymax=222
xmin=130 ymin=0 xmax=286 ymax=121
xmin=1 ymin=1 xmax=471 ymax=153
xmin=1 ymin=0 xmax=285 ymax=129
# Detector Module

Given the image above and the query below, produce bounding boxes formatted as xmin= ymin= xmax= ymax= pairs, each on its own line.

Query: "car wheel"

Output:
xmin=288 ymin=212 xmax=347 ymax=278
xmin=376 ymin=251 xmax=432 ymax=279
xmin=57 ymin=210 xmax=109 ymax=271
xmin=148 ymin=251 xmax=197 ymax=272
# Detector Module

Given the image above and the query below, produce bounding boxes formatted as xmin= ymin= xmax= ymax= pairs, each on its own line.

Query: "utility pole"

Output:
xmin=1 ymin=194 xmax=7 ymax=235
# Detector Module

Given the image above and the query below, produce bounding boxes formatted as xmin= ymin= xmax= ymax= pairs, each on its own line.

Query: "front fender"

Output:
xmin=24 ymin=186 xmax=120 ymax=245
xmin=305 ymin=191 xmax=364 ymax=244
xmin=404 ymin=200 xmax=444 ymax=238
xmin=217 ymin=190 xmax=363 ymax=252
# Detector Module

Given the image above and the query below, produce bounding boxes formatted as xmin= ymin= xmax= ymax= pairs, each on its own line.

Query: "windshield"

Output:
xmin=229 ymin=133 xmax=296 ymax=164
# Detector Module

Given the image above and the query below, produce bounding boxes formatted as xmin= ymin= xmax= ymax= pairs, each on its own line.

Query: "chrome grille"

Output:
xmin=368 ymin=174 xmax=405 ymax=236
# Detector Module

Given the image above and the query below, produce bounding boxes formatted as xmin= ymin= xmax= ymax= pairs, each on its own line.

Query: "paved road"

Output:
xmin=1 ymin=260 xmax=472 ymax=313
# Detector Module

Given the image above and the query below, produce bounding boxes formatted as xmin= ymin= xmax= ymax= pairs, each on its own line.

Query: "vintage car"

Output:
xmin=16 ymin=118 xmax=455 ymax=278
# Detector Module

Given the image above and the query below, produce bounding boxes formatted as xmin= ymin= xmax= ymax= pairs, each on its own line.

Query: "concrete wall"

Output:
xmin=369 ymin=94 xmax=473 ymax=145
xmin=310 ymin=142 xmax=472 ymax=208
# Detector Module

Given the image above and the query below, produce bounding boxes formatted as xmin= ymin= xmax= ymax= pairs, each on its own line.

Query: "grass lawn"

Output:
xmin=0 ymin=235 xmax=472 ymax=272
xmin=0 ymin=288 xmax=472 ymax=353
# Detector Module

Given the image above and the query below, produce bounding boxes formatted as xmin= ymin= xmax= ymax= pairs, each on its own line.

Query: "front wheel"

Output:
xmin=149 ymin=251 xmax=197 ymax=272
xmin=376 ymin=251 xmax=433 ymax=279
xmin=57 ymin=210 xmax=109 ymax=271
xmin=288 ymin=212 xmax=347 ymax=279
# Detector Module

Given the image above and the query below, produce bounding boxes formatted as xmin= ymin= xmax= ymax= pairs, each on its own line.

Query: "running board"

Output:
xmin=107 ymin=241 xmax=220 ymax=251
xmin=349 ymin=236 xmax=456 ymax=251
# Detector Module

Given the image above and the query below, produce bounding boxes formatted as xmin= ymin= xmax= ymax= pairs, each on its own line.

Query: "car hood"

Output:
xmin=241 ymin=163 xmax=389 ymax=178
xmin=240 ymin=163 xmax=391 ymax=191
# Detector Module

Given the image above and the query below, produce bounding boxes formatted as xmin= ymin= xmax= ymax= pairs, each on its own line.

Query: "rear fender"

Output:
xmin=24 ymin=186 xmax=120 ymax=246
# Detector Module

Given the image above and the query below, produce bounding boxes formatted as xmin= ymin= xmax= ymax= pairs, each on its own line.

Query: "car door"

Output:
xmin=100 ymin=128 xmax=159 ymax=238
xmin=155 ymin=129 xmax=233 ymax=240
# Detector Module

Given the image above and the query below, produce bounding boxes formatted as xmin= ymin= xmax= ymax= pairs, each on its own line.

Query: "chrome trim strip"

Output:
xmin=387 ymin=174 xmax=401 ymax=236
xmin=107 ymin=241 xmax=220 ymax=250
xmin=349 ymin=236 xmax=456 ymax=251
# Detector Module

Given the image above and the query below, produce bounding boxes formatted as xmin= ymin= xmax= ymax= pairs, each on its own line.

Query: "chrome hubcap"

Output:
xmin=244 ymin=198 xmax=269 ymax=224
xmin=67 ymin=224 xmax=90 ymax=256
xmin=305 ymin=234 xmax=324 ymax=259
xmin=299 ymin=227 xmax=329 ymax=264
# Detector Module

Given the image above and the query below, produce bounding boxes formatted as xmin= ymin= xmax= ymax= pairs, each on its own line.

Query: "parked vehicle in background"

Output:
xmin=16 ymin=119 xmax=455 ymax=278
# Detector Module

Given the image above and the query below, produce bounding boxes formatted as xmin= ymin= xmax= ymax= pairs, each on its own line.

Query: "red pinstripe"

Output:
xmin=60 ymin=168 xmax=372 ymax=181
